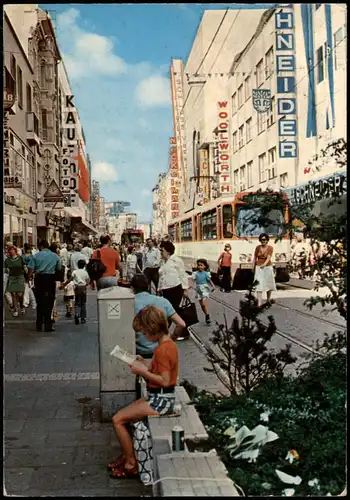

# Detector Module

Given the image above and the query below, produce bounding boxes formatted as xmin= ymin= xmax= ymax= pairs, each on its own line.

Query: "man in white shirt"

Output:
xmin=142 ymin=238 xmax=161 ymax=293
xmin=81 ymin=241 xmax=93 ymax=263
xmin=69 ymin=244 xmax=87 ymax=271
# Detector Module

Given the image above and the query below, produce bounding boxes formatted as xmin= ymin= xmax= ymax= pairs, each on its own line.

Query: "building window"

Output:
xmin=17 ymin=66 xmax=23 ymax=108
xmin=232 ymin=131 xmax=238 ymax=152
xmin=233 ymin=169 xmax=239 ymax=192
xmin=41 ymin=109 xmax=48 ymax=141
xmin=11 ymin=54 xmax=16 ymax=80
xmin=256 ymin=59 xmax=264 ymax=87
xmin=40 ymin=62 xmax=47 ymax=88
xmin=267 ymin=96 xmax=275 ymax=127
xmin=259 ymin=153 xmax=266 ymax=183
xmin=26 ymin=83 xmax=32 ymax=112
xmin=265 ymin=47 xmax=274 ymax=79
xmin=246 ymin=118 xmax=252 ymax=142
xmin=239 ymin=165 xmax=246 ymax=191
xmin=231 ymin=92 xmax=237 ymax=115
xmin=280 ymin=172 xmax=288 ymax=188
xmin=247 ymin=160 xmax=253 ymax=188
xmin=268 ymin=147 xmax=277 ymax=179
xmin=257 ymin=111 xmax=265 ymax=134
xmin=239 ymin=125 xmax=244 ymax=148
xmin=317 ymin=46 xmax=324 ymax=83
xmin=237 ymin=84 xmax=243 ymax=108
xmin=244 ymin=75 xmax=251 ymax=101
xmin=334 ymin=28 xmax=343 ymax=70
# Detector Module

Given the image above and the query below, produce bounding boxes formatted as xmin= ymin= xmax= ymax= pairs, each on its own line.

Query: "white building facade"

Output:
xmin=170 ymin=5 xmax=347 ymax=215
xmin=152 ymin=172 xmax=171 ymax=238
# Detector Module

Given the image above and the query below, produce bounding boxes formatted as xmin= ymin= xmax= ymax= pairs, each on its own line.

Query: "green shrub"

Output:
xmin=183 ymin=351 xmax=346 ymax=496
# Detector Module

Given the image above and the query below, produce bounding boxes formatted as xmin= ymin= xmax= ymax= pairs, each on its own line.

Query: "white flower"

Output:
xmin=260 ymin=411 xmax=271 ymax=422
xmin=282 ymin=488 xmax=296 ymax=496
xmin=276 ymin=470 xmax=302 ymax=485
xmin=308 ymin=478 xmax=320 ymax=490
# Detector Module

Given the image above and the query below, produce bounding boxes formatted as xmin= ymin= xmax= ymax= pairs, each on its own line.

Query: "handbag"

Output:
xmin=86 ymin=249 xmax=107 ymax=281
xmin=178 ymin=296 xmax=199 ymax=326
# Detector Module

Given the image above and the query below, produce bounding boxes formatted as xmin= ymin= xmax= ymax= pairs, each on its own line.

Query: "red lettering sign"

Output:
xmin=220 ymin=164 xmax=230 ymax=171
xmin=172 ymin=195 xmax=179 ymax=202
xmin=171 ymin=203 xmax=179 ymax=210
xmin=218 ymin=101 xmax=228 ymax=108
xmin=219 ymin=123 xmax=228 ymax=129
xmin=219 ymin=112 xmax=228 ymax=119
xmin=220 ymin=174 xmax=230 ymax=182
xmin=219 ymin=133 xmax=228 ymax=140
xmin=220 ymin=154 xmax=229 ymax=161
xmin=221 ymin=185 xmax=231 ymax=193
xmin=171 ymin=171 xmax=177 ymax=178
xmin=172 ymin=211 xmax=179 ymax=218
xmin=304 ymin=167 xmax=311 ymax=174
xmin=219 ymin=143 xmax=229 ymax=150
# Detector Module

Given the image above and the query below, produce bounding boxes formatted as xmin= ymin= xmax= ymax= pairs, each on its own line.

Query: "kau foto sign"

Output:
xmin=61 ymin=95 xmax=79 ymax=207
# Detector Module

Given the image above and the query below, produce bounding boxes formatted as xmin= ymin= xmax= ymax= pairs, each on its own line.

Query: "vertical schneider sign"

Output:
xmin=275 ymin=5 xmax=298 ymax=158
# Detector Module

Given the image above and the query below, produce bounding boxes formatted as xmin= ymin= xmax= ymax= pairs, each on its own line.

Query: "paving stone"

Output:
xmin=29 ymin=407 xmax=59 ymax=419
xmin=23 ymin=417 xmax=82 ymax=433
xmin=6 ymin=446 xmax=78 ymax=468
xmin=4 ymin=467 xmax=34 ymax=493
xmin=55 ymin=406 xmax=83 ymax=418
xmin=5 ymin=407 xmax=33 ymax=420
xmin=5 ymin=430 xmax=50 ymax=448
xmin=4 ymin=420 xmax=26 ymax=434
xmin=74 ymin=445 xmax=120 ymax=466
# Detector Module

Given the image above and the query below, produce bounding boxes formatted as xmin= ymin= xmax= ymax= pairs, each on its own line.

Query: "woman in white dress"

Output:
xmin=252 ymin=233 xmax=276 ymax=308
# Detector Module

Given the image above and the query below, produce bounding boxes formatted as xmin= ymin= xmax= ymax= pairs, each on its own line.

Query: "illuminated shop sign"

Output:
xmin=169 ymin=137 xmax=179 ymax=219
xmin=286 ymin=172 xmax=347 ymax=205
xmin=275 ymin=5 xmax=298 ymax=158
xmin=217 ymin=101 xmax=231 ymax=194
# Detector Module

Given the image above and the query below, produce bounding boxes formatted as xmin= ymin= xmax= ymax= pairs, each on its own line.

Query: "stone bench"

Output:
xmin=155 ymin=451 xmax=240 ymax=496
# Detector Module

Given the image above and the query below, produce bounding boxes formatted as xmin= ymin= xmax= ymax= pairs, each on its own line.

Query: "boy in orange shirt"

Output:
xmin=108 ymin=305 xmax=178 ymax=478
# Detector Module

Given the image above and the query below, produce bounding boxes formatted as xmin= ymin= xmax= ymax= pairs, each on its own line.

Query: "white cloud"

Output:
xmin=91 ymin=161 xmax=118 ymax=183
xmin=135 ymin=75 xmax=171 ymax=108
xmin=57 ymin=8 xmax=127 ymax=79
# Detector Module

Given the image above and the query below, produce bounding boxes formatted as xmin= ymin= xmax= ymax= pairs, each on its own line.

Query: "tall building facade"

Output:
xmin=4 ymin=5 xmax=98 ymax=245
xmin=4 ymin=9 xmax=40 ymax=247
xmin=168 ymin=5 xmax=347 ymax=216
xmin=152 ymin=172 xmax=171 ymax=238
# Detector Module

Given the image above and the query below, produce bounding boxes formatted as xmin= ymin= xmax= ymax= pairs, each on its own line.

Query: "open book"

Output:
xmin=110 ymin=345 xmax=146 ymax=370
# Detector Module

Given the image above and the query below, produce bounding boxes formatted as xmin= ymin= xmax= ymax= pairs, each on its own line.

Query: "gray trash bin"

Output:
xmin=97 ymin=286 xmax=136 ymax=421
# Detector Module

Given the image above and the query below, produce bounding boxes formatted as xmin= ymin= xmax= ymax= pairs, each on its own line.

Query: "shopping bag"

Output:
xmin=23 ymin=283 xmax=30 ymax=308
xmin=4 ymin=273 xmax=13 ymax=308
xmin=132 ymin=419 xmax=154 ymax=486
xmin=178 ymin=296 xmax=199 ymax=326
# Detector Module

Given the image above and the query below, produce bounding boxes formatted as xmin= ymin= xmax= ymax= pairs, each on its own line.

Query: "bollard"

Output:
xmin=97 ymin=286 xmax=136 ymax=422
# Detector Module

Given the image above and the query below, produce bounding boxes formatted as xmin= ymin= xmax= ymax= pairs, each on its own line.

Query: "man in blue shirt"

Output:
xmin=28 ymin=240 xmax=62 ymax=332
xmin=131 ymin=274 xmax=186 ymax=358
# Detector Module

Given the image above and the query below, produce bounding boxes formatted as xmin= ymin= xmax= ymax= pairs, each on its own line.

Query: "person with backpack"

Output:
xmin=88 ymin=234 xmax=123 ymax=290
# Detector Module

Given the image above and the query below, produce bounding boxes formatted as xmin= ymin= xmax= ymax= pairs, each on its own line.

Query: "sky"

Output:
xmin=40 ymin=3 xmax=277 ymax=222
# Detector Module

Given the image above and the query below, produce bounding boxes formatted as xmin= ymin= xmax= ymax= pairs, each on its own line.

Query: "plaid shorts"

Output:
xmin=147 ymin=392 xmax=175 ymax=415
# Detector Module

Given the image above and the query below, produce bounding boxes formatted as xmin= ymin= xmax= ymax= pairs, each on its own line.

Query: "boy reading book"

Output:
xmin=108 ymin=305 xmax=178 ymax=479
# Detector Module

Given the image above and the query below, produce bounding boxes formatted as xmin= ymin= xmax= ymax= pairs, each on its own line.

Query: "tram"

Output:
xmin=121 ymin=229 xmax=144 ymax=246
xmin=168 ymin=191 xmax=291 ymax=286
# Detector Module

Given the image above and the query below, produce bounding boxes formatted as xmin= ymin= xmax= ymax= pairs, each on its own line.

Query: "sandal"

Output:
xmin=107 ymin=455 xmax=125 ymax=470
xmin=110 ymin=463 xmax=139 ymax=479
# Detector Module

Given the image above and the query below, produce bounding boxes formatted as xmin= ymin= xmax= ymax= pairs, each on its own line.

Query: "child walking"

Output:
xmin=192 ymin=259 xmax=215 ymax=325
xmin=63 ymin=269 xmax=75 ymax=318
xmin=126 ymin=246 xmax=141 ymax=282
xmin=61 ymin=260 xmax=90 ymax=325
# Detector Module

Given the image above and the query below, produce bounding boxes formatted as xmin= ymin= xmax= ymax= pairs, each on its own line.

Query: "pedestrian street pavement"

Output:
xmin=4 ymin=289 xmax=225 ymax=496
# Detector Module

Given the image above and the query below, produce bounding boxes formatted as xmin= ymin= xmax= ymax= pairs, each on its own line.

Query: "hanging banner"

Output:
xmin=169 ymin=137 xmax=179 ymax=218
xmin=217 ymin=101 xmax=231 ymax=195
